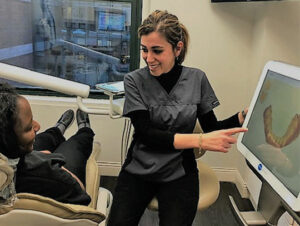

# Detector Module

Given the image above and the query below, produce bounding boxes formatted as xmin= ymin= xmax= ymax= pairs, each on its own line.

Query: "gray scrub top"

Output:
xmin=123 ymin=66 xmax=219 ymax=182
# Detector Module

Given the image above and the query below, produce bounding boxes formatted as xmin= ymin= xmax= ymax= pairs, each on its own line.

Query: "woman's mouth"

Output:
xmin=148 ymin=64 xmax=159 ymax=71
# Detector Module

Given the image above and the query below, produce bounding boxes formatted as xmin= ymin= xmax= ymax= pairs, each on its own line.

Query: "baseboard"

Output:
xmin=97 ymin=162 xmax=249 ymax=199
xmin=98 ymin=161 xmax=121 ymax=177
xmin=213 ymin=167 xmax=249 ymax=199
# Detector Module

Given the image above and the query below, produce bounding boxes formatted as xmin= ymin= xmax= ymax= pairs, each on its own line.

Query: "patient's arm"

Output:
xmin=39 ymin=151 xmax=85 ymax=190
xmin=40 ymin=150 xmax=51 ymax=154
xmin=61 ymin=166 xmax=85 ymax=191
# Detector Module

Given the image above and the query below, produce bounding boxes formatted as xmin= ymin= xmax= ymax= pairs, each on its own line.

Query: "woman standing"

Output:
xmin=108 ymin=10 xmax=247 ymax=226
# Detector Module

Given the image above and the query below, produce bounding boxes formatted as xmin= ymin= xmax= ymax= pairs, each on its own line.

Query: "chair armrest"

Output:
xmin=86 ymin=142 xmax=101 ymax=209
xmin=0 ymin=193 xmax=105 ymax=224
xmin=97 ymin=188 xmax=113 ymax=226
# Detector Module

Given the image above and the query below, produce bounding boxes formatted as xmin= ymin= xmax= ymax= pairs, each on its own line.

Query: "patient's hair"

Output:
xmin=0 ymin=83 xmax=21 ymax=158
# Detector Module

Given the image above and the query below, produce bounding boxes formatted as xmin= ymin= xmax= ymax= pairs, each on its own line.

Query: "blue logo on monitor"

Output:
xmin=258 ymin=163 xmax=262 ymax=171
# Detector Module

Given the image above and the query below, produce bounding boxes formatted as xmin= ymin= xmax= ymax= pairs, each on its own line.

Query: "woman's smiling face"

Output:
xmin=141 ymin=31 xmax=182 ymax=76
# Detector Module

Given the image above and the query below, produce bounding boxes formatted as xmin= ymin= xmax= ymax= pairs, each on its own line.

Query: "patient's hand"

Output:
xmin=61 ymin=166 xmax=85 ymax=190
xmin=38 ymin=150 xmax=85 ymax=189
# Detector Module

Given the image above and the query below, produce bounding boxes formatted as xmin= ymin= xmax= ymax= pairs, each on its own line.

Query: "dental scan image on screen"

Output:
xmin=242 ymin=70 xmax=300 ymax=197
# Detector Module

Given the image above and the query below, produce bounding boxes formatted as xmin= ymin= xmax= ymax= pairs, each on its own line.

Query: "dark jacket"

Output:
xmin=16 ymin=151 xmax=91 ymax=205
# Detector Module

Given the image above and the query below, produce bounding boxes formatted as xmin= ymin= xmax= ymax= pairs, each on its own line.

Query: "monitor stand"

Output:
xmin=229 ymin=179 xmax=300 ymax=225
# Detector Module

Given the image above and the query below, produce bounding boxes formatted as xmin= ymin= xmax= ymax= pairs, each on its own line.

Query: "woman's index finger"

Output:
xmin=225 ymin=127 xmax=248 ymax=135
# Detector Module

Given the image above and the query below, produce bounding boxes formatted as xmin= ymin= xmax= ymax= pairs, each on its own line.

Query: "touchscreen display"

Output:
xmin=241 ymin=70 xmax=300 ymax=196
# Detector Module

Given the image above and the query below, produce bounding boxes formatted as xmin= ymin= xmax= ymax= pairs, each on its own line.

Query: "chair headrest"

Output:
xmin=0 ymin=153 xmax=18 ymax=205
xmin=0 ymin=154 xmax=14 ymax=191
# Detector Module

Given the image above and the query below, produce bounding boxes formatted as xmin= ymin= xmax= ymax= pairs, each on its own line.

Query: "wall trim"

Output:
xmin=98 ymin=161 xmax=121 ymax=177
xmin=26 ymin=95 xmax=108 ymax=106
xmin=213 ymin=167 xmax=249 ymax=199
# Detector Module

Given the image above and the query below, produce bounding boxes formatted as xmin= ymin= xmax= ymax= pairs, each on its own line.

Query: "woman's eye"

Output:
xmin=153 ymin=49 xmax=163 ymax=54
xmin=141 ymin=48 xmax=148 ymax=52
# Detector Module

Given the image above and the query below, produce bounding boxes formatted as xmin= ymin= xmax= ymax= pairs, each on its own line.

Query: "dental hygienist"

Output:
xmin=108 ymin=10 xmax=248 ymax=226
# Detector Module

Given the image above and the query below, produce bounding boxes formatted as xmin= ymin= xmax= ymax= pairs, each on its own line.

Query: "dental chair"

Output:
xmin=0 ymin=142 xmax=112 ymax=226
xmin=147 ymin=120 xmax=220 ymax=212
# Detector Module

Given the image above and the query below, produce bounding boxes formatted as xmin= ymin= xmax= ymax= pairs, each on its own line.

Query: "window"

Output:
xmin=0 ymin=0 xmax=142 ymax=95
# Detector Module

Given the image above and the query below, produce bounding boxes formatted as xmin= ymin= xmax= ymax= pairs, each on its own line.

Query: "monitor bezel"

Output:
xmin=237 ymin=60 xmax=300 ymax=212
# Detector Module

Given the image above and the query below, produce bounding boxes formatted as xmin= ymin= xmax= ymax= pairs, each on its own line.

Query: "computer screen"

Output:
xmin=237 ymin=61 xmax=300 ymax=211
xmin=98 ymin=11 xmax=125 ymax=31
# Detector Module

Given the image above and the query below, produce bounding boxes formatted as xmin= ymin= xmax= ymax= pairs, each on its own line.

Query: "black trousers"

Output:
xmin=107 ymin=170 xmax=199 ymax=226
xmin=33 ymin=127 xmax=94 ymax=184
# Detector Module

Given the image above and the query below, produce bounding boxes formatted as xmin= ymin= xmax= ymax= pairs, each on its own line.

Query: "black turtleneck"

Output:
xmin=155 ymin=63 xmax=183 ymax=94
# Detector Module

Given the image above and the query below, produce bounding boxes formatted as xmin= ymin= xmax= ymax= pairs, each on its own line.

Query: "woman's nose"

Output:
xmin=146 ymin=51 xmax=154 ymax=63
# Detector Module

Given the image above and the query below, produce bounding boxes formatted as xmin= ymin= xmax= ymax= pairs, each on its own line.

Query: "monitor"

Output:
xmin=237 ymin=61 xmax=300 ymax=211
xmin=98 ymin=11 xmax=125 ymax=31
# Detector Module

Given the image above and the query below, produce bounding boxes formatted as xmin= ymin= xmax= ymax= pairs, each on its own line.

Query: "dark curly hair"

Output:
xmin=138 ymin=10 xmax=190 ymax=65
xmin=0 ymin=83 xmax=21 ymax=158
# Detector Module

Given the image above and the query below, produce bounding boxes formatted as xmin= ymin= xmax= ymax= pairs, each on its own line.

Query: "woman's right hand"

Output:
xmin=201 ymin=127 xmax=248 ymax=153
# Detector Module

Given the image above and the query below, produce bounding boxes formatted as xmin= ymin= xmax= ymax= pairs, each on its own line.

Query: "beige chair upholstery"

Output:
xmin=147 ymin=120 xmax=220 ymax=211
xmin=86 ymin=142 xmax=102 ymax=209
xmin=0 ymin=142 xmax=112 ymax=226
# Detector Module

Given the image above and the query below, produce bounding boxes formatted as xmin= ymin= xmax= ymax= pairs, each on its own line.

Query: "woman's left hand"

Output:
xmin=238 ymin=108 xmax=249 ymax=125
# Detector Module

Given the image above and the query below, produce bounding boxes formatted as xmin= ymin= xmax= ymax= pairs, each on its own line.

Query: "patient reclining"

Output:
xmin=0 ymin=83 xmax=94 ymax=205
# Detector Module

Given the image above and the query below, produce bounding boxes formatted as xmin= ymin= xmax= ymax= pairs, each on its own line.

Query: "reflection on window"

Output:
xmin=0 ymin=0 xmax=132 ymax=91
